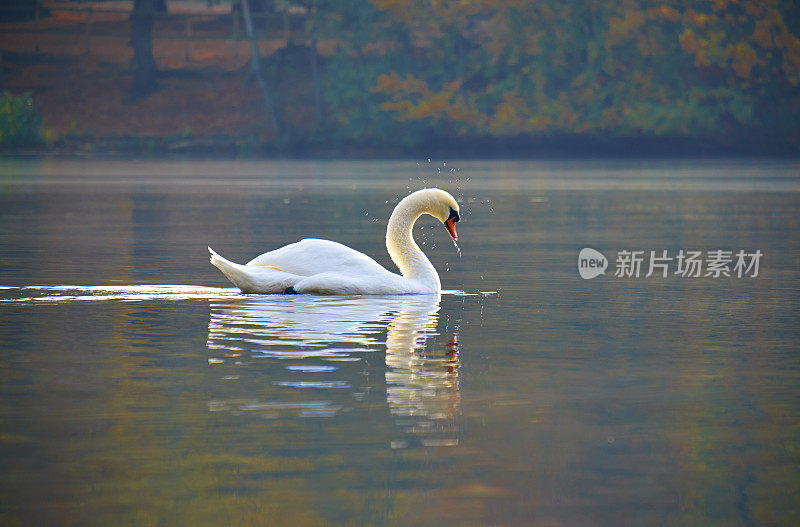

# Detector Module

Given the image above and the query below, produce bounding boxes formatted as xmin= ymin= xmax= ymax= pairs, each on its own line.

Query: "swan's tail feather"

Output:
xmin=208 ymin=246 xmax=299 ymax=294
xmin=208 ymin=246 xmax=225 ymax=268
xmin=208 ymin=246 xmax=249 ymax=290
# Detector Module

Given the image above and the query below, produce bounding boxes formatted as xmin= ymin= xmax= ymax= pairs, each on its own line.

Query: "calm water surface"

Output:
xmin=1 ymin=159 xmax=799 ymax=526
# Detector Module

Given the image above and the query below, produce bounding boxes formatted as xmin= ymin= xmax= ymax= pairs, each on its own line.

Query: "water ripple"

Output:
xmin=0 ymin=285 xmax=495 ymax=303
xmin=0 ymin=284 xmax=241 ymax=303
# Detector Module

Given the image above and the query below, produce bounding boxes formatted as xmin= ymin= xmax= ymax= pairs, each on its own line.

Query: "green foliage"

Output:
xmin=298 ymin=0 xmax=428 ymax=148
xmin=365 ymin=0 xmax=800 ymax=143
xmin=322 ymin=50 xmax=425 ymax=149
xmin=0 ymin=92 xmax=43 ymax=147
xmin=264 ymin=0 xmax=800 ymax=149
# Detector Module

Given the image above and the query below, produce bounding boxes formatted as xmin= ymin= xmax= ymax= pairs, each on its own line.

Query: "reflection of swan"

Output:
xmin=208 ymin=188 xmax=460 ymax=294
xmin=206 ymin=295 xmax=460 ymax=441
xmin=385 ymin=304 xmax=459 ymax=423
xmin=207 ymin=295 xmax=426 ymax=360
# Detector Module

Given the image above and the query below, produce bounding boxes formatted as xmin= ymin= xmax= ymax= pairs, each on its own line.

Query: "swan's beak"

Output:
xmin=444 ymin=208 xmax=459 ymax=240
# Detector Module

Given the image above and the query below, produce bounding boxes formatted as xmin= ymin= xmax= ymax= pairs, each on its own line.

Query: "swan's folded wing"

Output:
xmin=246 ymin=239 xmax=392 ymax=277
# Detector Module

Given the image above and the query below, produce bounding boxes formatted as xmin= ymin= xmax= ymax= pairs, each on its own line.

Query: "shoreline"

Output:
xmin=3 ymin=132 xmax=798 ymax=160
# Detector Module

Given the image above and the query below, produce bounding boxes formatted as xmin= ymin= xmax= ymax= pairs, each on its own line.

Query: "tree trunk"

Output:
xmin=309 ymin=39 xmax=326 ymax=133
xmin=130 ymin=0 xmax=158 ymax=101
xmin=240 ymin=0 xmax=281 ymax=138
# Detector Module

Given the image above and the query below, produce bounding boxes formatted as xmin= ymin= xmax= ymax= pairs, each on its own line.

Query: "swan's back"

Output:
xmin=246 ymin=238 xmax=392 ymax=278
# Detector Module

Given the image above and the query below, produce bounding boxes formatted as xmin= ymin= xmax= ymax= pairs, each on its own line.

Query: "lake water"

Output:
xmin=1 ymin=158 xmax=799 ymax=526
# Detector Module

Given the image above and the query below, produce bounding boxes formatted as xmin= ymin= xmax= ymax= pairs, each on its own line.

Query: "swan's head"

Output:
xmin=406 ymin=188 xmax=460 ymax=241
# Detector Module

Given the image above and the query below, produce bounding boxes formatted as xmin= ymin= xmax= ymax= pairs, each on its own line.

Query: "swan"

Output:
xmin=208 ymin=188 xmax=460 ymax=295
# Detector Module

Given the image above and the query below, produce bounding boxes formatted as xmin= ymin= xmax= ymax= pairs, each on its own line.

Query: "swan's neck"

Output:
xmin=386 ymin=197 xmax=440 ymax=291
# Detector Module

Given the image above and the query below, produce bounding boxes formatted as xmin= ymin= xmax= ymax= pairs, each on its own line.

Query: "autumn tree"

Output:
xmin=370 ymin=0 xmax=800 ymax=145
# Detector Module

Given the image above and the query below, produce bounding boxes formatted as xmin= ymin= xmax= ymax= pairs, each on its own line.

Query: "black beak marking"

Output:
xmin=448 ymin=208 xmax=460 ymax=223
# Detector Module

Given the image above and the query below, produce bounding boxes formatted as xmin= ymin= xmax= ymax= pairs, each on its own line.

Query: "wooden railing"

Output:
xmin=0 ymin=1 xmax=308 ymax=62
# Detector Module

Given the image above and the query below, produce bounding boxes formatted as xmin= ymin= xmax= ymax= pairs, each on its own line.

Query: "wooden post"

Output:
xmin=185 ymin=17 xmax=192 ymax=62
xmin=232 ymin=9 xmax=240 ymax=61
xmin=34 ymin=2 xmax=40 ymax=53
xmin=130 ymin=0 xmax=158 ymax=101
xmin=85 ymin=8 xmax=93 ymax=55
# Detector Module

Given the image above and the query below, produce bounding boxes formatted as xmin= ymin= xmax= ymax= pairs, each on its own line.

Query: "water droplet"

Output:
xmin=452 ymin=239 xmax=461 ymax=257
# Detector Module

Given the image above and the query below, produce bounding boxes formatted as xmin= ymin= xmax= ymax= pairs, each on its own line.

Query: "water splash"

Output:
xmin=452 ymin=239 xmax=461 ymax=257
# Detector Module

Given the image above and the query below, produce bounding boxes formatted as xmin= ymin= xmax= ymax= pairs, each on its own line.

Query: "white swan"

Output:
xmin=208 ymin=188 xmax=460 ymax=295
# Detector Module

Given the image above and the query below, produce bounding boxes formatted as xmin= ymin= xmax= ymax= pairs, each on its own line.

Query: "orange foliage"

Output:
xmin=489 ymin=92 xmax=528 ymax=135
xmin=648 ymin=5 xmax=681 ymax=23
xmin=711 ymin=0 xmax=731 ymax=12
xmin=679 ymin=29 xmax=702 ymax=54
xmin=676 ymin=1 xmax=800 ymax=86
xmin=370 ymin=0 xmax=800 ymax=136
xmin=753 ymin=19 xmax=775 ymax=48
xmin=730 ymin=42 xmax=759 ymax=77
xmin=375 ymin=73 xmax=485 ymax=127
xmin=684 ymin=10 xmax=713 ymax=27
xmin=608 ymin=10 xmax=647 ymax=46
xmin=743 ymin=1 xmax=764 ymax=17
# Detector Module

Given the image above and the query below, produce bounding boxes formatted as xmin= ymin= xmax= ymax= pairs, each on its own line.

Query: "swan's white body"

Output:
xmin=208 ymin=188 xmax=460 ymax=295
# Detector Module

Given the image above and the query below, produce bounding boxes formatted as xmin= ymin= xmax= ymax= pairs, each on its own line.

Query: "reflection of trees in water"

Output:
xmin=205 ymin=294 xmax=460 ymax=446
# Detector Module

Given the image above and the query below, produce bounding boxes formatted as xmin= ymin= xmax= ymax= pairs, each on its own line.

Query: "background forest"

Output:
xmin=1 ymin=0 xmax=799 ymax=155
